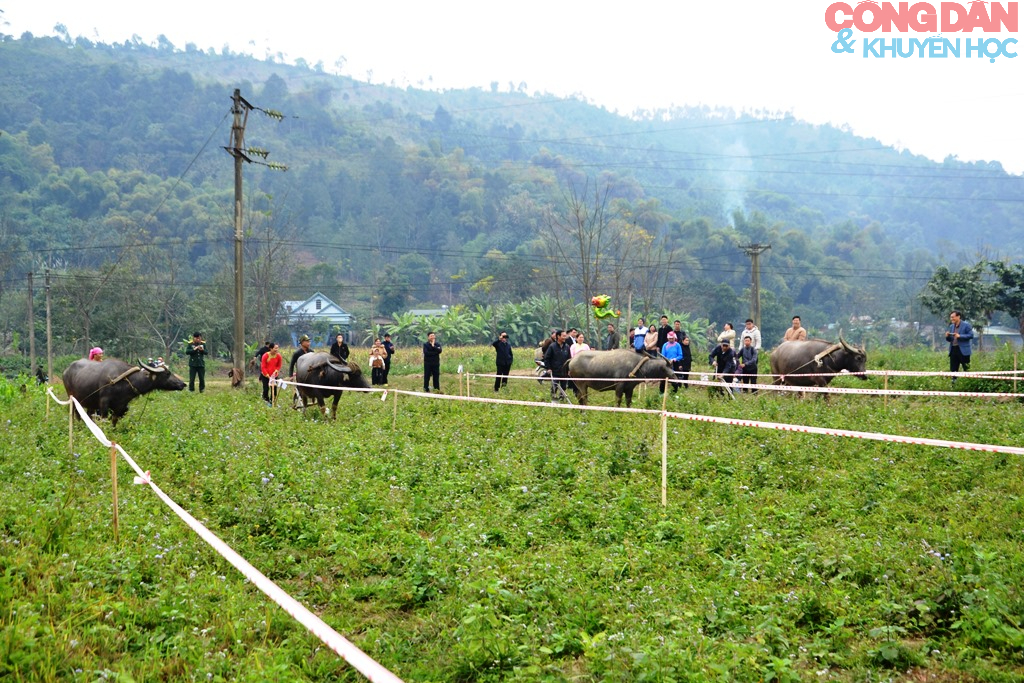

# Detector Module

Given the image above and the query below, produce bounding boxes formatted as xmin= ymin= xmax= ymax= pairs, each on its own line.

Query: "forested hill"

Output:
xmin=1 ymin=32 xmax=1022 ymax=350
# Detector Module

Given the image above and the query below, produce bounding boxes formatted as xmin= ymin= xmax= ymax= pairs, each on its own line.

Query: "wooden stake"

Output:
xmin=392 ymin=388 xmax=399 ymax=431
xmin=68 ymin=400 xmax=74 ymax=457
xmin=660 ymin=383 xmax=670 ymax=506
xmin=883 ymin=372 xmax=889 ymax=408
xmin=1015 ymin=353 xmax=1018 ymax=393
xmin=466 ymin=372 xmax=471 ymax=397
xmin=661 ymin=407 xmax=668 ymax=508
xmin=110 ymin=442 xmax=119 ymax=544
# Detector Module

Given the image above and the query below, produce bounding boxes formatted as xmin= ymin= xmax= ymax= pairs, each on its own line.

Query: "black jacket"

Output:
xmin=543 ymin=341 xmax=572 ymax=377
xmin=492 ymin=338 xmax=514 ymax=365
xmin=290 ymin=346 xmax=312 ymax=375
xmin=329 ymin=341 xmax=350 ymax=362
xmin=656 ymin=324 xmax=672 ymax=350
xmin=423 ymin=341 xmax=442 ymax=367
xmin=255 ymin=344 xmax=270 ymax=364
xmin=673 ymin=330 xmax=690 ymax=360
xmin=709 ymin=346 xmax=738 ymax=375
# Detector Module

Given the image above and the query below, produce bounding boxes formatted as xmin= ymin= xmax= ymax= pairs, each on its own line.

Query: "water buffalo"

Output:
xmin=292 ymin=352 xmax=370 ymax=418
xmin=770 ymin=336 xmax=868 ymax=388
xmin=63 ymin=358 xmax=186 ymax=426
xmin=567 ymin=349 xmax=675 ymax=407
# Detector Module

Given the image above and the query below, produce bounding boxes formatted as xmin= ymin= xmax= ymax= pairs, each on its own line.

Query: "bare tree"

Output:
xmin=246 ymin=192 xmax=298 ymax=344
xmin=542 ymin=178 xmax=617 ymax=336
xmin=52 ymin=220 xmax=143 ymax=354
xmin=134 ymin=239 xmax=190 ymax=358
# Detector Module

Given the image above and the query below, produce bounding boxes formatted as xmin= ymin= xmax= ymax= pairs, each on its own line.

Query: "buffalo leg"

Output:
xmin=622 ymin=386 xmax=636 ymax=408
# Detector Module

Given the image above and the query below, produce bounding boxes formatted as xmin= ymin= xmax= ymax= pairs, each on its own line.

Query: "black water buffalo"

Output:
xmin=770 ymin=336 xmax=868 ymax=388
xmin=62 ymin=358 xmax=186 ymax=426
xmin=292 ymin=352 xmax=370 ymax=418
xmin=567 ymin=349 xmax=675 ymax=407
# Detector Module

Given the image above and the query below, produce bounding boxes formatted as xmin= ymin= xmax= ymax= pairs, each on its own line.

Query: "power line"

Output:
xmin=6 ymin=234 xmax=945 ymax=278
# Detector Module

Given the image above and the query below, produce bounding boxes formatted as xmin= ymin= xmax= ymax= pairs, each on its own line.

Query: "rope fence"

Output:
xmin=45 ymin=388 xmax=404 ymax=683
xmin=463 ymin=370 xmax=1024 ymax=399
xmin=269 ymin=376 xmax=1024 ymax=456
xmin=42 ymin=364 xmax=1024 ymax=677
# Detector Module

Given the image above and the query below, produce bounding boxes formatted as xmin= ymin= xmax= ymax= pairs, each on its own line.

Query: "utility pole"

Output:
xmin=27 ymin=270 xmax=35 ymax=375
xmin=45 ymin=268 xmax=53 ymax=383
xmin=223 ymin=89 xmax=287 ymax=387
xmin=739 ymin=243 xmax=771 ymax=329
xmin=226 ymin=89 xmax=252 ymax=387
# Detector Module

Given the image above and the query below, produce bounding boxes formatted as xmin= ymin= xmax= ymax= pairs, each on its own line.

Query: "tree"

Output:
xmin=134 ymin=240 xmax=190 ymax=358
xmin=989 ymin=260 xmax=1024 ymax=343
xmin=918 ymin=262 xmax=996 ymax=341
xmin=542 ymin=177 xmax=616 ymax=337
xmin=377 ymin=264 xmax=411 ymax=317
xmin=246 ymin=194 xmax=298 ymax=344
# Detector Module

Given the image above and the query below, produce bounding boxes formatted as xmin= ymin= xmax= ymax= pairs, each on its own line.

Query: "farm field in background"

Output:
xmin=1 ymin=346 xmax=1023 ymax=681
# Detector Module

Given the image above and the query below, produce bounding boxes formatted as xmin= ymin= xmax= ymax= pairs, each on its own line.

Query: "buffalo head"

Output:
xmin=838 ymin=333 xmax=868 ymax=379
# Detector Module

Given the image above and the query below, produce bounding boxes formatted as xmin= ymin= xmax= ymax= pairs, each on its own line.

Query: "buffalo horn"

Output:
xmin=838 ymin=332 xmax=858 ymax=354
xmin=138 ymin=359 xmax=167 ymax=373
xmin=326 ymin=360 xmax=351 ymax=374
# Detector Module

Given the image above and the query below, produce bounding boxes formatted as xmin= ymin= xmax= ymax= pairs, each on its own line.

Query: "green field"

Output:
xmin=2 ymin=347 xmax=1023 ymax=682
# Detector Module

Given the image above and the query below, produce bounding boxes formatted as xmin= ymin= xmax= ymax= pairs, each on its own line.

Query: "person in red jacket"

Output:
xmin=260 ymin=342 xmax=282 ymax=405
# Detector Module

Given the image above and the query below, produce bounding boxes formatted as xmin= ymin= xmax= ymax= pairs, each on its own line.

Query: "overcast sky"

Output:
xmin=4 ymin=1 xmax=1023 ymax=173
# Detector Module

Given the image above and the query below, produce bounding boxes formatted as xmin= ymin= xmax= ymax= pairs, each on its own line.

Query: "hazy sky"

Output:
xmin=4 ymin=1 xmax=1023 ymax=173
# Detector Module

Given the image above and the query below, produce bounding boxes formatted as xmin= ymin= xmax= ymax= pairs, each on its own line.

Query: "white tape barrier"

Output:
xmin=408 ymin=387 xmax=1024 ymax=455
xmin=741 ymin=369 xmax=1022 ymax=381
xmin=49 ymin=390 xmax=403 ymax=683
xmin=45 ymin=373 xmax=1022 ymax=678
xmin=643 ymin=375 xmax=1024 ymax=399
xmin=47 ymin=387 xmax=72 ymax=405
xmin=453 ymin=388 xmax=1024 ymax=455
xmin=661 ymin=408 xmax=1024 ymax=455
xmin=474 ymin=367 xmax=1024 ymax=380
xmin=465 ymin=372 xmax=1024 ymax=400
xmin=276 ymin=380 xmax=1024 ymax=457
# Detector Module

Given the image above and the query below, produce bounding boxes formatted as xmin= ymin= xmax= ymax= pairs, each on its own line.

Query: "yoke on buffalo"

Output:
xmin=292 ymin=352 xmax=370 ymax=417
xmin=567 ymin=349 xmax=675 ymax=407
xmin=62 ymin=358 xmax=186 ymax=425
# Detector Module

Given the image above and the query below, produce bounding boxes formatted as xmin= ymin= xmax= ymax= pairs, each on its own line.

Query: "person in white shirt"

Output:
xmin=740 ymin=318 xmax=762 ymax=350
xmin=631 ymin=318 xmax=648 ymax=353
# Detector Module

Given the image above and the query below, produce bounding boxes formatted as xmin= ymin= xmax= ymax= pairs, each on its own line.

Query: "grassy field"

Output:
xmin=1 ymin=346 xmax=1023 ymax=682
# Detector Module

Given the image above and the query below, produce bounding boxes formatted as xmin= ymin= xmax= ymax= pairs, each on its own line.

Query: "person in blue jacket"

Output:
xmin=661 ymin=331 xmax=683 ymax=394
xmin=945 ymin=309 xmax=974 ymax=384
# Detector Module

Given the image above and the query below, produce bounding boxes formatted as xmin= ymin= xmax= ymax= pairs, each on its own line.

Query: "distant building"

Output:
xmin=278 ymin=292 xmax=355 ymax=346
xmin=978 ymin=325 xmax=1023 ymax=350
xmin=408 ymin=306 xmax=449 ymax=317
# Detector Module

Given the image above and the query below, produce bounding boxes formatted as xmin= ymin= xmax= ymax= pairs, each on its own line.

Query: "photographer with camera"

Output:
xmin=185 ymin=331 xmax=207 ymax=393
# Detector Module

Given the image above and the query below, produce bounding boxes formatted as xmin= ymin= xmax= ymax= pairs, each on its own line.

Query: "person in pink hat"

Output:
xmin=88 ymin=347 xmax=104 ymax=361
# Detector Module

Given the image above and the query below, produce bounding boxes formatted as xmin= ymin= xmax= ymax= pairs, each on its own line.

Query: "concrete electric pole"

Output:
xmin=226 ymin=89 xmax=252 ymax=387
xmin=223 ymin=89 xmax=287 ymax=387
xmin=45 ymin=268 xmax=53 ymax=383
xmin=27 ymin=270 xmax=35 ymax=375
xmin=739 ymin=243 xmax=770 ymax=329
